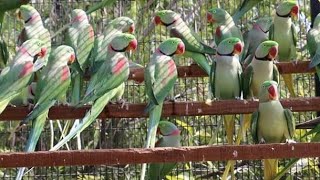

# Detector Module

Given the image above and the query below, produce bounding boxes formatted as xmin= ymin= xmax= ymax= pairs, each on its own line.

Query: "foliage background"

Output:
xmin=0 ymin=0 xmax=319 ymax=179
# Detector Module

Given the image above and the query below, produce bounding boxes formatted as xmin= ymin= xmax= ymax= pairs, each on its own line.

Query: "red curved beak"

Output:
xmin=233 ymin=42 xmax=243 ymax=55
xmin=207 ymin=12 xmax=215 ymax=23
xmin=268 ymin=46 xmax=278 ymax=60
xmin=175 ymin=42 xmax=185 ymax=55
xmin=68 ymin=54 xmax=76 ymax=65
xmin=154 ymin=16 xmax=162 ymax=25
xmin=129 ymin=24 xmax=135 ymax=33
xmin=268 ymin=85 xmax=277 ymax=100
xmin=38 ymin=47 xmax=47 ymax=58
xmin=291 ymin=5 xmax=299 ymax=19
xmin=126 ymin=39 xmax=138 ymax=51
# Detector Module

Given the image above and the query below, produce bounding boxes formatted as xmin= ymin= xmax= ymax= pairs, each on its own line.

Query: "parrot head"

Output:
xmin=110 ymin=16 xmax=135 ymax=33
xmin=157 ymin=121 xmax=180 ymax=137
xmin=313 ymin=13 xmax=320 ymax=28
xmin=207 ymin=8 xmax=231 ymax=24
xmin=216 ymin=37 xmax=243 ymax=56
xmin=254 ymin=17 xmax=273 ymax=33
xmin=259 ymin=81 xmax=279 ymax=102
xmin=71 ymin=9 xmax=89 ymax=24
xmin=18 ymin=5 xmax=41 ymax=24
xmin=158 ymin=38 xmax=185 ymax=56
xmin=19 ymin=39 xmax=47 ymax=59
xmin=255 ymin=41 xmax=279 ymax=61
xmin=276 ymin=1 xmax=299 ymax=20
xmin=109 ymin=33 xmax=138 ymax=52
xmin=154 ymin=10 xmax=180 ymax=27
xmin=51 ymin=45 xmax=76 ymax=66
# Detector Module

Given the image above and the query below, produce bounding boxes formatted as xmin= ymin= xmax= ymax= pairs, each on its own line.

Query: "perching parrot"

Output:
xmin=17 ymin=5 xmax=51 ymax=69
xmin=307 ymin=13 xmax=320 ymax=80
xmin=232 ymin=0 xmax=263 ymax=23
xmin=148 ymin=121 xmax=181 ymax=180
xmin=0 ymin=0 xmax=30 ymax=31
xmin=66 ymin=9 xmax=94 ymax=105
xmin=154 ymin=10 xmax=215 ymax=75
xmin=15 ymin=45 xmax=76 ymax=180
xmin=0 ymin=39 xmax=46 ymax=114
xmin=140 ymin=37 xmax=185 ymax=180
xmin=242 ymin=17 xmax=273 ymax=65
xmin=269 ymin=1 xmax=299 ymax=97
xmin=251 ymin=80 xmax=295 ymax=180
xmin=209 ymin=37 xmax=243 ymax=180
xmin=207 ymin=8 xmax=243 ymax=48
xmin=48 ymin=33 xmax=137 ymax=151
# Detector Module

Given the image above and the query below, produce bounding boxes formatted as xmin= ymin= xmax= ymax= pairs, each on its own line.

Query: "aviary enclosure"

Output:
xmin=0 ymin=0 xmax=320 ymax=179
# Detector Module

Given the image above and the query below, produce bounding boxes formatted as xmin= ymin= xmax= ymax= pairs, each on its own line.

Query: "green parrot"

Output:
xmin=66 ymin=9 xmax=94 ymax=105
xmin=0 ymin=39 xmax=46 ymax=114
xmin=148 ymin=121 xmax=181 ymax=180
xmin=209 ymin=37 xmax=243 ymax=179
xmin=232 ymin=0 xmax=263 ymax=23
xmin=251 ymin=80 xmax=295 ymax=180
xmin=207 ymin=8 xmax=243 ymax=49
xmin=307 ymin=13 xmax=320 ymax=80
xmin=48 ymin=33 xmax=137 ymax=151
xmin=140 ymin=38 xmax=185 ymax=180
xmin=154 ymin=10 xmax=215 ymax=75
xmin=0 ymin=0 xmax=29 ymax=31
xmin=15 ymin=45 xmax=75 ymax=180
xmin=242 ymin=17 xmax=273 ymax=65
xmin=17 ymin=5 xmax=51 ymax=70
xmin=269 ymin=1 xmax=299 ymax=97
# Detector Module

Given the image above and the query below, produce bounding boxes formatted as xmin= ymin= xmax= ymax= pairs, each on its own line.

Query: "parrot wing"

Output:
xmin=251 ymin=110 xmax=259 ymax=144
xmin=242 ymin=65 xmax=253 ymax=99
xmin=284 ymin=109 xmax=295 ymax=139
xmin=209 ymin=60 xmax=216 ymax=97
xmin=272 ymin=64 xmax=280 ymax=83
xmin=75 ymin=24 xmax=95 ymax=70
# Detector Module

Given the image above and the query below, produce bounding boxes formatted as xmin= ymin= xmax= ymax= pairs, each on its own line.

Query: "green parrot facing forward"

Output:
xmin=251 ymin=80 xmax=295 ymax=180
xmin=140 ymin=38 xmax=185 ymax=180
xmin=269 ymin=1 xmax=299 ymax=97
xmin=66 ymin=9 xmax=94 ymax=105
xmin=307 ymin=13 xmax=320 ymax=80
xmin=17 ymin=5 xmax=51 ymax=69
xmin=242 ymin=17 xmax=273 ymax=65
xmin=0 ymin=39 xmax=46 ymax=114
xmin=209 ymin=37 xmax=243 ymax=179
xmin=16 ymin=45 xmax=76 ymax=180
xmin=154 ymin=10 xmax=215 ymax=75
xmin=232 ymin=0 xmax=263 ymax=23
xmin=207 ymin=8 xmax=243 ymax=49
xmin=48 ymin=33 xmax=137 ymax=151
xmin=148 ymin=121 xmax=181 ymax=180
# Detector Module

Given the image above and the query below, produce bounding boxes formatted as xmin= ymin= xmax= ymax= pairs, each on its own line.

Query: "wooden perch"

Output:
xmin=1 ymin=142 xmax=320 ymax=168
xmin=1 ymin=97 xmax=319 ymax=120
xmin=296 ymin=116 xmax=320 ymax=129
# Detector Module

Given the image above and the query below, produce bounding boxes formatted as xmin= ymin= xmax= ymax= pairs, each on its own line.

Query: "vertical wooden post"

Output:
xmin=310 ymin=0 xmax=320 ymax=116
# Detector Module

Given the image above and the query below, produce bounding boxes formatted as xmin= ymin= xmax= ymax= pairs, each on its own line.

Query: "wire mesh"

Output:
xmin=0 ymin=0 xmax=319 ymax=179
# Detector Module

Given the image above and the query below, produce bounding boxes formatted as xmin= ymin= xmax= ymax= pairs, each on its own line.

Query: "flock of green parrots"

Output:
xmin=0 ymin=0 xmax=320 ymax=179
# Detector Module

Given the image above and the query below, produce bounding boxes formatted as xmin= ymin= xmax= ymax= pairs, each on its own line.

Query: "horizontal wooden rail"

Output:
xmin=0 ymin=97 xmax=319 ymax=120
xmin=1 ymin=142 xmax=320 ymax=168
xmin=111 ymin=61 xmax=313 ymax=82
xmin=296 ymin=116 xmax=320 ymax=129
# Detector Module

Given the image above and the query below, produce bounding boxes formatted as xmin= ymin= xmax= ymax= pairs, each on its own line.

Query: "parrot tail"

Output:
xmin=16 ymin=111 xmax=49 ymax=180
xmin=232 ymin=2 xmax=255 ymax=23
xmin=71 ymin=73 xmax=83 ymax=105
xmin=281 ymin=74 xmax=297 ymax=97
xmin=264 ymin=159 xmax=278 ymax=180
xmin=221 ymin=115 xmax=236 ymax=180
xmin=184 ymin=51 xmax=211 ymax=76
xmin=50 ymin=87 xmax=119 ymax=151
xmin=316 ymin=66 xmax=320 ymax=82
xmin=0 ymin=98 xmax=11 ymax=114
xmin=140 ymin=102 xmax=164 ymax=180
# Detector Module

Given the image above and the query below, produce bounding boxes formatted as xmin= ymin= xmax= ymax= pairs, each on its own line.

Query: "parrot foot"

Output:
xmin=235 ymin=96 xmax=242 ymax=100
xmin=251 ymin=97 xmax=259 ymax=102
xmin=117 ymin=99 xmax=126 ymax=109
xmin=285 ymin=139 xmax=297 ymax=144
xmin=205 ymin=99 xmax=212 ymax=106
xmin=292 ymin=60 xmax=299 ymax=65
xmin=57 ymin=101 xmax=70 ymax=106
xmin=259 ymin=138 xmax=266 ymax=144
xmin=8 ymin=103 xmax=16 ymax=107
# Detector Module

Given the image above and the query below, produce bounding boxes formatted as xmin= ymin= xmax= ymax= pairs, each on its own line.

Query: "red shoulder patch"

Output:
xmin=168 ymin=59 xmax=176 ymax=76
xmin=61 ymin=66 xmax=70 ymax=81
xmin=216 ymin=26 xmax=222 ymax=37
xmin=112 ymin=58 xmax=127 ymax=74
xmin=19 ymin=61 xmax=33 ymax=78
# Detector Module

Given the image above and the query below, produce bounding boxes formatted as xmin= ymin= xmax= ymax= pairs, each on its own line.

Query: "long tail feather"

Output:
xmin=71 ymin=73 xmax=83 ymax=105
xmin=282 ymin=74 xmax=297 ymax=97
xmin=140 ymin=102 xmax=164 ymax=180
xmin=221 ymin=115 xmax=235 ymax=180
xmin=0 ymin=98 xmax=11 ymax=114
xmin=184 ymin=51 xmax=211 ymax=75
xmin=264 ymin=159 xmax=278 ymax=180
xmin=50 ymin=88 xmax=118 ymax=151
xmin=16 ymin=111 xmax=48 ymax=180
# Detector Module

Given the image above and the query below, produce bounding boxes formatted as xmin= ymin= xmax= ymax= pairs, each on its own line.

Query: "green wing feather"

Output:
xmin=209 ymin=60 xmax=216 ymax=97
xmin=269 ymin=24 xmax=274 ymax=40
xmin=251 ymin=111 xmax=259 ymax=144
xmin=272 ymin=64 xmax=280 ymax=83
xmin=290 ymin=24 xmax=297 ymax=47
xmin=284 ymin=109 xmax=295 ymax=139
xmin=242 ymin=65 xmax=253 ymax=99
